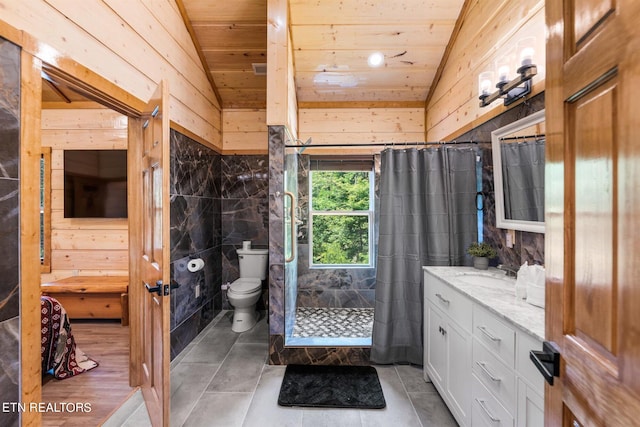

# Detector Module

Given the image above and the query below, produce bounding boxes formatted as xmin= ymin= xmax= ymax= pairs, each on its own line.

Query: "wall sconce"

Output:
xmin=478 ymin=38 xmax=538 ymax=107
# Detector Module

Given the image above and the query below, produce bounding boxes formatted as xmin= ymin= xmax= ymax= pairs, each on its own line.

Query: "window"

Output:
xmin=40 ymin=148 xmax=51 ymax=273
xmin=309 ymin=158 xmax=374 ymax=268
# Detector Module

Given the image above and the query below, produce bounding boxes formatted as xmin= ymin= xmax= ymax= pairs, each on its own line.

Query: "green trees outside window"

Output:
xmin=310 ymin=170 xmax=373 ymax=267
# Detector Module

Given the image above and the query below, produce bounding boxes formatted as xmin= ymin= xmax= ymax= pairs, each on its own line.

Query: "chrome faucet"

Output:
xmin=497 ymin=264 xmax=518 ymax=278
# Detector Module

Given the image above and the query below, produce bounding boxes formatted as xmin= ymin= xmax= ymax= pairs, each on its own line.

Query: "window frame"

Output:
xmin=308 ymin=167 xmax=375 ymax=269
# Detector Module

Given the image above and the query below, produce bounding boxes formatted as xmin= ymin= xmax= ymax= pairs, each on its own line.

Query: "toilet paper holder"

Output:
xmin=187 ymin=257 xmax=205 ymax=272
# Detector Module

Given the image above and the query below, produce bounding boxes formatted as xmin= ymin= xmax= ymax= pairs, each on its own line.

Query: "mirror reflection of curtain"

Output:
xmin=371 ymin=147 xmax=477 ymax=364
xmin=500 ymin=138 xmax=545 ymax=221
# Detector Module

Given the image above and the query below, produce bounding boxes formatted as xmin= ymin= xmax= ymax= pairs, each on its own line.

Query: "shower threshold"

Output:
xmin=286 ymin=307 xmax=373 ymax=347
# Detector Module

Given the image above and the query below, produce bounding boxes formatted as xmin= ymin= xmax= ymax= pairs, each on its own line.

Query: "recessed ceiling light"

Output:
xmin=367 ymin=52 xmax=385 ymax=68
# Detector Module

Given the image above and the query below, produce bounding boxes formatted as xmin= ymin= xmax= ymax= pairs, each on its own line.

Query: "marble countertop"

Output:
xmin=423 ymin=266 xmax=545 ymax=341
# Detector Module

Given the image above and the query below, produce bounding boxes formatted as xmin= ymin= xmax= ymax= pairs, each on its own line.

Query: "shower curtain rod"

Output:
xmin=499 ymin=133 xmax=545 ymax=141
xmin=284 ymin=140 xmax=477 ymax=148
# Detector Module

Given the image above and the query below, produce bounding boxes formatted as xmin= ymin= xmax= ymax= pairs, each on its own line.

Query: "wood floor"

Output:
xmin=41 ymin=320 xmax=134 ymax=426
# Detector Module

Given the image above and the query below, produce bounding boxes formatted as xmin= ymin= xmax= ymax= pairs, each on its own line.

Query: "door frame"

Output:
xmin=0 ymin=19 xmax=163 ymax=426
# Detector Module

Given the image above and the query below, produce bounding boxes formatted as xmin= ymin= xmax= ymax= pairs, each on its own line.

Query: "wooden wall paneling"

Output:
xmin=41 ymin=270 xmax=130 ymax=283
xmin=42 ymin=109 xmax=130 ymax=281
xmin=267 ymin=0 xmax=295 ymax=132
xmin=99 ymin=0 xmax=220 ymax=110
xmin=42 ymin=0 xmax=221 ymax=139
xmin=295 ymin=87 xmax=433 ymax=103
xmin=51 ymin=250 xmax=129 ymax=270
xmin=299 ymin=108 xmax=425 ymax=133
xmin=20 ymin=50 xmax=43 ymax=427
xmin=217 ymin=89 xmax=266 ymax=109
xmin=42 ymin=129 xmax=129 ymax=150
xmin=41 ymin=109 xmax=128 ymax=130
xmin=427 ymin=2 xmax=544 ymax=128
xmin=2 ymin=0 xmax=220 ymax=149
xmin=223 ymin=110 xmax=267 ymax=131
xmin=295 ymin=132 xmax=426 ymax=146
xmin=297 ymin=108 xmax=425 ymax=151
xmin=51 ymin=229 xmax=129 ymax=250
xmin=222 ymin=110 xmax=268 ymax=153
xmin=425 ymin=0 xmax=545 ymax=141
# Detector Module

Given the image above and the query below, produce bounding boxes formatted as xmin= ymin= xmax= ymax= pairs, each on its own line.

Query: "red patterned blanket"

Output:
xmin=41 ymin=295 xmax=99 ymax=379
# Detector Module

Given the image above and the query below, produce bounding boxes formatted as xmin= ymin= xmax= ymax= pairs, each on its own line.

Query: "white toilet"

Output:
xmin=227 ymin=245 xmax=268 ymax=333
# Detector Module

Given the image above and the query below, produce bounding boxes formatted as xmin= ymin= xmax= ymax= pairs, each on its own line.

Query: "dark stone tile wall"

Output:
xmin=454 ymin=92 xmax=546 ymax=267
xmin=220 ymin=155 xmax=269 ymax=310
xmin=169 ymin=136 xmax=270 ymax=359
xmin=0 ymin=36 xmax=21 ymax=427
xmin=169 ymin=130 xmax=222 ymax=359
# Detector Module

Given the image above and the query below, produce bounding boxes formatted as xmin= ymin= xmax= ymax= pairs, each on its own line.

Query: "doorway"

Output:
xmin=39 ymin=72 xmax=134 ymax=425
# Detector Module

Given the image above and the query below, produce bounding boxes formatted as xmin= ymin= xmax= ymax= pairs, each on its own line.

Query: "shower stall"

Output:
xmin=283 ymin=145 xmax=378 ymax=347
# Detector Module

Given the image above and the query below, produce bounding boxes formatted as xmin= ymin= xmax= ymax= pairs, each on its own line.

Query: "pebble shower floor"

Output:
xmin=292 ymin=307 xmax=374 ymax=338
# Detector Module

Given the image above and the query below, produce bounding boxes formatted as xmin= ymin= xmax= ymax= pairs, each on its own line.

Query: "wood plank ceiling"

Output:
xmin=41 ymin=0 xmax=467 ymax=110
xmin=179 ymin=0 xmax=466 ymax=110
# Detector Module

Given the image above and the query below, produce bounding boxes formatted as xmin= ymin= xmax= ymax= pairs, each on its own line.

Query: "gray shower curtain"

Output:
xmin=371 ymin=147 xmax=478 ymax=364
xmin=501 ymin=139 xmax=545 ymax=222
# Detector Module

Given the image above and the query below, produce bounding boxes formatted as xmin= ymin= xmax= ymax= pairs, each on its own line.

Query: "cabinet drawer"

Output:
xmin=473 ymin=337 xmax=516 ymax=413
xmin=472 ymin=374 xmax=515 ymax=427
xmin=473 ymin=304 xmax=516 ymax=367
xmin=516 ymin=332 xmax=545 ymax=392
xmin=425 ymin=273 xmax=472 ymax=333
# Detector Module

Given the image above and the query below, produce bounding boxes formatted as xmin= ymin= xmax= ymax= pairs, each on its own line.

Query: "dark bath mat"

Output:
xmin=277 ymin=364 xmax=386 ymax=409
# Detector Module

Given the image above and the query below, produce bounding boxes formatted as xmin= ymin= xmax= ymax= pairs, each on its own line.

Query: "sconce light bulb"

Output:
xmin=480 ymin=79 xmax=492 ymax=95
xmin=520 ymin=47 xmax=535 ymax=66
xmin=498 ymin=65 xmax=510 ymax=83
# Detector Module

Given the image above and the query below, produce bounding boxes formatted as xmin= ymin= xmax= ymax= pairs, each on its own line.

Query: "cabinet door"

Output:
xmin=447 ymin=319 xmax=472 ymax=426
xmin=426 ymin=303 xmax=447 ymax=391
xmin=517 ymin=379 xmax=543 ymax=427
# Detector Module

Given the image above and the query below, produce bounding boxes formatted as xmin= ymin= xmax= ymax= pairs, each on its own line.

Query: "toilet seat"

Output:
xmin=229 ymin=278 xmax=261 ymax=294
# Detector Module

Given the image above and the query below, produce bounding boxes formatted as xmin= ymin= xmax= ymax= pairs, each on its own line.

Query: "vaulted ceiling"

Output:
xmin=41 ymin=0 xmax=467 ymax=111
xmin=178 ymin=0 xmax=466 ymax=109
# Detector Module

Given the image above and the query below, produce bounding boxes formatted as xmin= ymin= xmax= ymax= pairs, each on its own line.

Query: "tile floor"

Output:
xmin=104 ymin=311 xmax=458 ymax=427
xmin=292 ymin=307 xmax=374 ymax=338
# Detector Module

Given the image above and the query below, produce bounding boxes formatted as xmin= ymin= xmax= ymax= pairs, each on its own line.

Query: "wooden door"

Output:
xmin=545 ymin=0 xmax=640 ymax=425
xmin=137 ymin=81 xmax=171 ymax=426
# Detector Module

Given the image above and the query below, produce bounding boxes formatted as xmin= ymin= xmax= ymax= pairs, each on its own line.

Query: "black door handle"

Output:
xmin=145 ymin=280 xmax=162 ymax=295
xmin=146 ymin=279 xmax=181 ymax=296
xmin=530 ymin=341 xmax=560 ymax=385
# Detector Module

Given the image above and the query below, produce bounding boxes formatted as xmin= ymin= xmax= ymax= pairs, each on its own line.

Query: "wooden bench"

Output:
xmin=41 ymin=276 xmax=129 ymax=326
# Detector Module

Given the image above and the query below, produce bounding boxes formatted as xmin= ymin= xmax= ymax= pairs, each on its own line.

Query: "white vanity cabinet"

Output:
xmin=423 ymin=268 xmax=545 ymax=427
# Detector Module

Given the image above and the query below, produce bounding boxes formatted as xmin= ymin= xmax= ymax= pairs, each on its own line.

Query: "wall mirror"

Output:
xmin=491 ymin=109 xmax=545 ymax=233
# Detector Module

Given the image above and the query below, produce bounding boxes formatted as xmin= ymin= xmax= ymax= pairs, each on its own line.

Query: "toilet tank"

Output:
xmin=237 ymin=248 xmax=269 ymax=280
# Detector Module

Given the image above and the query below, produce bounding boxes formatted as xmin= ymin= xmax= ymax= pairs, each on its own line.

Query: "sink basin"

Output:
xmin=455 ymin=273 xmax=514 ymax=287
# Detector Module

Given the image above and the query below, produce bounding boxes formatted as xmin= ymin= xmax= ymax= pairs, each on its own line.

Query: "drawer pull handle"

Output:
xmin=475 ymin=398 xmax=500 ymax=423
xmin=477 ymin=325 xmax=501 ymax=342
xmin=435 ymin=293 xmax=450 ymax=305
xmin=476 ymin=361 xmax=501 ymax=382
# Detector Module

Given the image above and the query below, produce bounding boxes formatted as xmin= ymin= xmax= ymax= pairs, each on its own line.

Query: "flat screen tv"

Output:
xmin=64 ymin=149 xmax=128 ymax=218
